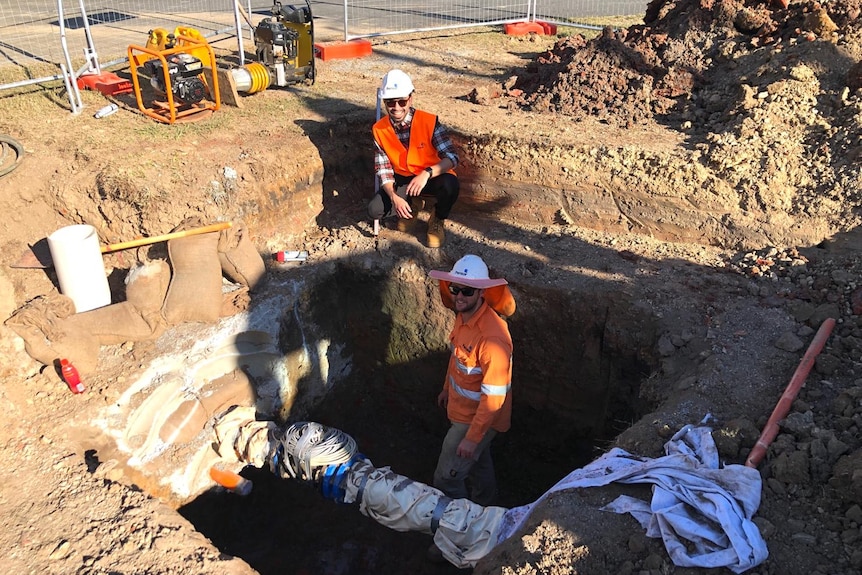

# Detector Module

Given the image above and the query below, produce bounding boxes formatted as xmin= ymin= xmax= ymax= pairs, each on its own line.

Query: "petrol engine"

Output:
xmin=143 ymin=52 xmax=207 ymax=105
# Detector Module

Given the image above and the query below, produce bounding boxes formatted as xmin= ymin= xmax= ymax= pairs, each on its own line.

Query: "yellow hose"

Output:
xmin=243 ymin=62 xmax=270 ymax=94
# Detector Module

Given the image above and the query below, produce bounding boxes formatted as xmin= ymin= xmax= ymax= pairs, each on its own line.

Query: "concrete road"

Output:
xmin=0 ymin=1 xmax=648 ymax=68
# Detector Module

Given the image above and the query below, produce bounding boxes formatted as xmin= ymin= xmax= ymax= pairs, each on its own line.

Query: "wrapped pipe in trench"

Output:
xmin=212 ymin=406 xmax=507 ymax=569
xmin=213 ymin=407 xmax=769 ymax=573
xmin=342 ymin=457 xmax=506 ymax=567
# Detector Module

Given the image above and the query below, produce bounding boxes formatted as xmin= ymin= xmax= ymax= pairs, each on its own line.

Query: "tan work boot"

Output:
xmin=426 ymin=213 xmax=445 ymax=248
xmin=397 ymin=198 xmax=423 ymax=233
xmin=396 ymin=216 xmax=416 ymax=233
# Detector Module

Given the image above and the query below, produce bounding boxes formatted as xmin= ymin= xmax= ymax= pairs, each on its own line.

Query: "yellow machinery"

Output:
xmin=128 ymin=30 xmax=220 ymax=124
xmin=232 ymin=0 xmax=315 ymax=95
xmin=125 ymin=0 xmax=314 ymax=122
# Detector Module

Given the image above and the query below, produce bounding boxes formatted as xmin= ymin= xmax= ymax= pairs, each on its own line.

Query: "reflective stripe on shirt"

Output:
xmin=449 ymin=376 xmax=482 ymax=402
xmin=481 ymin=382 xmax=510 ymax=397
xmin=449 ymin=378 xmax=510 ymax=402
xmin=454 ymin=357 xmax=483 ymax=376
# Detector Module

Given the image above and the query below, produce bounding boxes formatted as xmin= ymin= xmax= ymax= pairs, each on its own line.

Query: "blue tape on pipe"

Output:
xmin=321 ymin=464 xmax=337 ymax=499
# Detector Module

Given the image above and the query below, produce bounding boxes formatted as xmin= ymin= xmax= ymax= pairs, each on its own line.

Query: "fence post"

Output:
xmin=57 ymin=0 xmax=83 ymax=113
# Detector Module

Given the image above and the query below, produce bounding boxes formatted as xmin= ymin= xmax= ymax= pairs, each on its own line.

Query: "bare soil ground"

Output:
xmin=1 ymin=1 xmax=862 ymax=574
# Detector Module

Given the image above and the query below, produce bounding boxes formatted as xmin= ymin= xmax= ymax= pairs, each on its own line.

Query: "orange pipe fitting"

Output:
xmin=209 ymin=465 xmax=253 ymax=495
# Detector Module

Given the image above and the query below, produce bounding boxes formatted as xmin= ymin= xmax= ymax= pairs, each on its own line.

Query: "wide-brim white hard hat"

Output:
xmin=379 ymin=69 xmax=415 ymax=99
xmin=429 ymin=254 xmax=508 ymax=289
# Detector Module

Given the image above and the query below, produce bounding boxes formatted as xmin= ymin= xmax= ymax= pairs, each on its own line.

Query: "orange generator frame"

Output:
xmin=128 ymin=34 xmax=220 ymax=124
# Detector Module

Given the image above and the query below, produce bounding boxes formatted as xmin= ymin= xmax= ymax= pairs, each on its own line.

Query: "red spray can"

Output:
xmin=60 ymin=359 xmax=85 ymax=394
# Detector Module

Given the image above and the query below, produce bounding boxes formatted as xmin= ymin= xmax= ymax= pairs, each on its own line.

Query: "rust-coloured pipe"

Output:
xmin=745 ymin=317 xmax=836 ymax=468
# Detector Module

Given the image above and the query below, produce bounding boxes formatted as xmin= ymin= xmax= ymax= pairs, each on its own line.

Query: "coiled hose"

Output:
xmin=0 ymin=135 xmax=24 ymax=178
xmin=272 ymin=421 xmax=357 ymax=482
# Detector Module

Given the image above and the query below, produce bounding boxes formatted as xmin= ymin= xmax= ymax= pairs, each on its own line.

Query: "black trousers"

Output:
xmin=367 ymin=172 xmax=459 ymax=220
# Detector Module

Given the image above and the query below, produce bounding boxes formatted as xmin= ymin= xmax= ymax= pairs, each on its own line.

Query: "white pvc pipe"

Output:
xmin=47 ymin=225 xmax=111 ymax=313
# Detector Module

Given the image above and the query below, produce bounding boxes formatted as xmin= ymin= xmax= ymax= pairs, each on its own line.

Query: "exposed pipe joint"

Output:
xmin=212 ymin=408 xmax=506 ymax=568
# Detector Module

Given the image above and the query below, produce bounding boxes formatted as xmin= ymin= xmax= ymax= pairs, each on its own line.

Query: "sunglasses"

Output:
xmin=448 ymin=285 xmax=477 ymax=297
xmin=384 ymin=98 xmax=410 ymax=108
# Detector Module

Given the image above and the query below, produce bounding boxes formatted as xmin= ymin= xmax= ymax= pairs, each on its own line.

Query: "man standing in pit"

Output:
xmin=427 ymin=254 xmax=515 ymax=506
xmin=367 ymin=69 xmax=460 ymax=248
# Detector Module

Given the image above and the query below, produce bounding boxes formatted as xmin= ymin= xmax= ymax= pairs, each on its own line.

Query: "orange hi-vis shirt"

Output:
xmin=445 ymin=299 xmax=513 ymax=445
xmin=373 ymin=109 xmax=456 ymax=177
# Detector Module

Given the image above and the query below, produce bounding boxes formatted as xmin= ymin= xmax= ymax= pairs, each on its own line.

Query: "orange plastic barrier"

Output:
xmin=536 ymin=21 xmax=557 ymax=35
xmin=77 ymin=72 xmax=133 ymax=96
xmin=314 ymin=39 xmax=373 ymax=61
xmin=504 ymin=22 xmax=547 ymax=36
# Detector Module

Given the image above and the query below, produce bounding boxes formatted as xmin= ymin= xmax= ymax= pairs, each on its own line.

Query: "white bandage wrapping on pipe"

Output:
xmin=343 ymin=458 xmax=507 ymax=568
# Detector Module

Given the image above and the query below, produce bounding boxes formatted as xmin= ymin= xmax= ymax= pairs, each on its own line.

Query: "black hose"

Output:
xmin=0 ymin=135 xmax=24 ymax=178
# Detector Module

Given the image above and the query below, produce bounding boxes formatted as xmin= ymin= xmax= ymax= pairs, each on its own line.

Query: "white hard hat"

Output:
xmin=379 ymin=69 xmax=414 ymax=99
xmin=428 ymin=254 xmax=508 ymax=289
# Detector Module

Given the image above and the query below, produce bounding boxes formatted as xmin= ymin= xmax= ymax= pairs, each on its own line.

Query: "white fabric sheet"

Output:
xmin=497 ymin=423 xmax=768 ymax=574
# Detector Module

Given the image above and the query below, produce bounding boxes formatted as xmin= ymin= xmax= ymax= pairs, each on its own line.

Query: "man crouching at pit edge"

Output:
xmin=367 ymin=68 xmax=460 ymax=248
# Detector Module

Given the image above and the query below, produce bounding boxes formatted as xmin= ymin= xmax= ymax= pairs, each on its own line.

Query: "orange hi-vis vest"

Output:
xmin=373 ymin=110 xmax=456 ymax=177
xmin=445 ymin=299 xmax=513 ymax=444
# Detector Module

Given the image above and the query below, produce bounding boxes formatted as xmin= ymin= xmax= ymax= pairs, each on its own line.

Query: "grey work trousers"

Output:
xmin=432 ymin=421 xmax=498 ymax=506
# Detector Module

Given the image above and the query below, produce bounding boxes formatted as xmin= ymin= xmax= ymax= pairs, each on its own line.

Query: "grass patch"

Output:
xmin=556 ymin=15 xmax=645 ymax=39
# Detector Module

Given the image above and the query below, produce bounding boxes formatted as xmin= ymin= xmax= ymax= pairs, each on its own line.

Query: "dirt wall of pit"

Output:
xmin=22 ymin=102 xmax=857 ymax=283
xmin=278 ymin=254 xmax=665 ymax=446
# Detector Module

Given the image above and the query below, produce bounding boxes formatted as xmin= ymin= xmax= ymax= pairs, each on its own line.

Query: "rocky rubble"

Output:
xmin=718 ymin=246 xmax=862 ymax=573
xmin=519 ymin=2 xmax=862 ymax=235
xmin=4 ymin=1 xmax=862 ymax=573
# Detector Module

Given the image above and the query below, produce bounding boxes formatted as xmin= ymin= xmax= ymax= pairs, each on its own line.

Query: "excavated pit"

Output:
xmin=156 ymin=261 xmax=664 ymax=575
xmin=73 ymin=112 xmax=687 ymax=574
xmin=51 ymin=105 xmax=719 ymax=573
xmin=60 ymin=86 xmax=729 ymax=574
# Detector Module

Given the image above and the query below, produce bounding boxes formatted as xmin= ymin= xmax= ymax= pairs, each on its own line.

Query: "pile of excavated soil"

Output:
xmin=1 ymin=1 xmax=862 ymax=574
xmin=502 ymin=0 xmax=862 ymax=252
xmin=474 ymin=2 xmax=862 ymax=574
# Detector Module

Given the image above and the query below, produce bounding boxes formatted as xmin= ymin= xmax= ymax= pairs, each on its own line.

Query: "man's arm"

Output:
xmin=374 ymin=139 xmax=395 ymax=190
xmin=404 ymin=118 xmax=458 ymax=197
xmin=404 ymin=156 xmax=454 ymax=198
xmin=457 ymin=337 xmax=512 ymax=459
xmin=431 ymin=119 xmax=459 ymax=170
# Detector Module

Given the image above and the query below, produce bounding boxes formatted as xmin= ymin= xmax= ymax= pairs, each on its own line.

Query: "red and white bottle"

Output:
xmin=60 ymin=359 xmax=85 ymax=394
